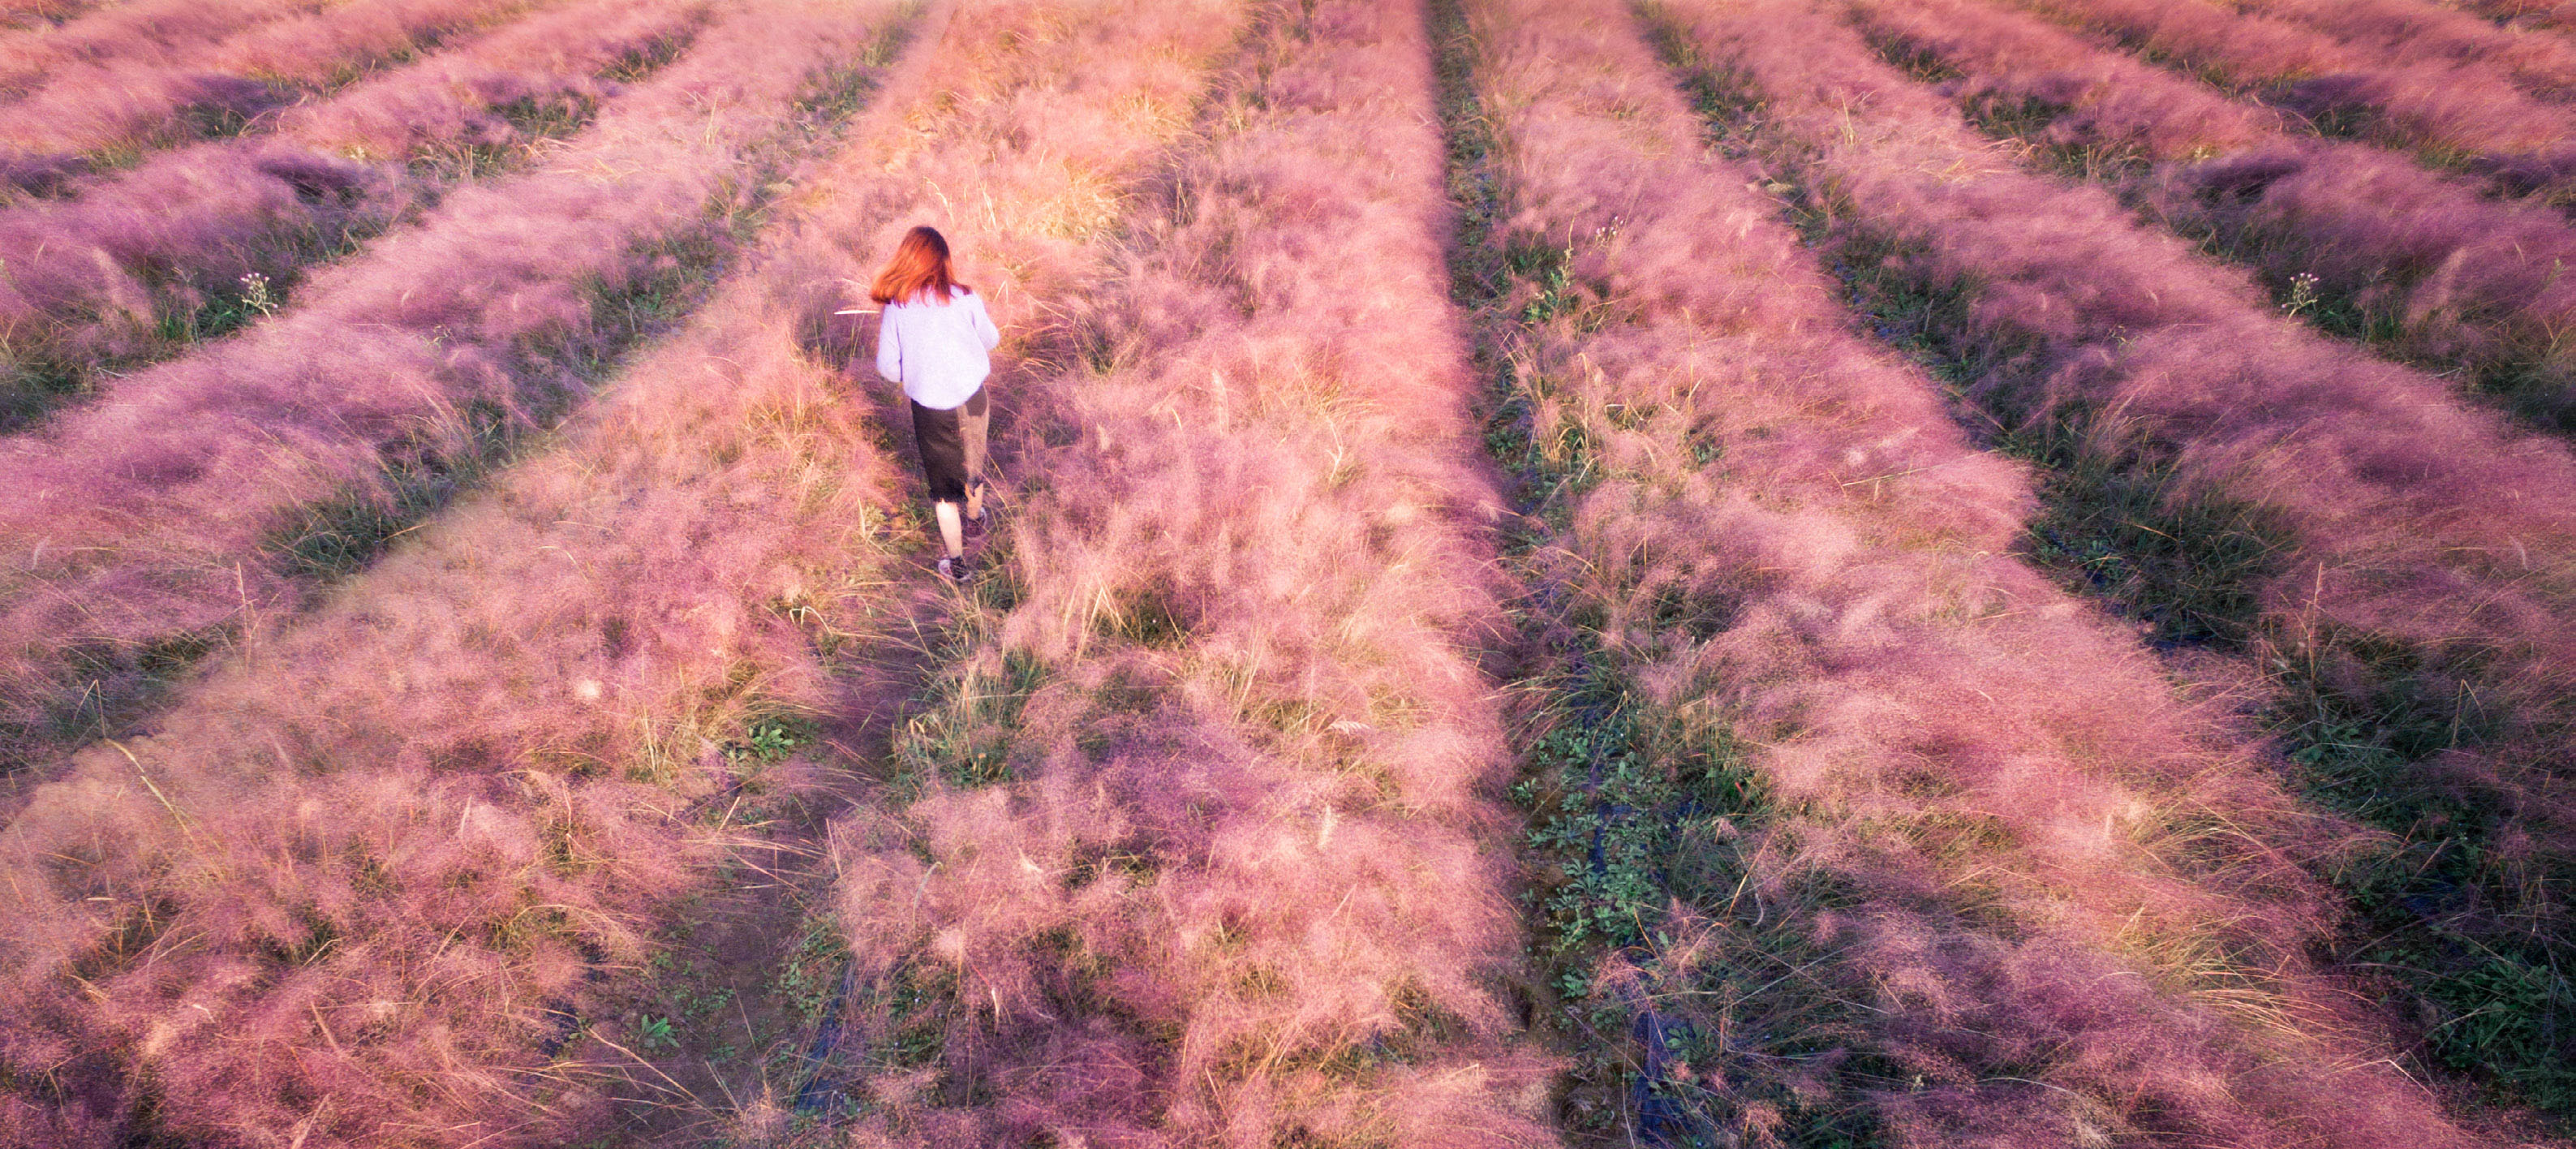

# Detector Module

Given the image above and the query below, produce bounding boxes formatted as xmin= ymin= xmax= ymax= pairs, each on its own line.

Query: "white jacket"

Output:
xmin=874 ymin=288 xmax=999 ymax=410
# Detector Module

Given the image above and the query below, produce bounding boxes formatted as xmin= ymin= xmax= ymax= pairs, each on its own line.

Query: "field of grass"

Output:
xmin=6 ymin=0 xmax=2576 ymax=1146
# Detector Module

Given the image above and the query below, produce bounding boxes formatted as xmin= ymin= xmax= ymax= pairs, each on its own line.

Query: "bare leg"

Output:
xmin=934 ymin=500 xmax=965 ymax=559
xmin=961 ymin=395 xmax=989 ymax=522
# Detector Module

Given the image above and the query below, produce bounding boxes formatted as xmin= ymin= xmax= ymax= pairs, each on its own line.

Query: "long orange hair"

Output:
xmin=868 ymin=226 xmax=970 ymax=305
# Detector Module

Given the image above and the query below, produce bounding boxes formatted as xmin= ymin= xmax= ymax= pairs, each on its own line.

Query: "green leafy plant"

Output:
xmin=726 ymin=714 xmax=815 ymax=765
xmin=637 ymin=1013 xmax=678 ymax=1055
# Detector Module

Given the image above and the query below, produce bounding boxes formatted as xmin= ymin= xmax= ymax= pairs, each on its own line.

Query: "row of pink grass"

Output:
xmin=1853 ymin=0 xmax=2576 ymax=428
xmin=0 ymin=0 xmax=881 ymax=772
xmin=1666 ymin=0 xmax=2576 ymax=897
xmin=827 ymin=0 xmax=1563 ymax=1141
xmin=0 ymin=0 xmax=113 ymax=31
xmin=1485 ymin=0 xmax=2477 ymax=1143
xmin=2017 ymin=0 xmax=2576 ymax=190
xmin=0 ymin=0 xmax=328 ymax=100
xmin=0 ymin=0 xmax=535 ymax=170
xmin=2461 ymin=0 xmax=2576 ymax=32
xmin=1855 ymin=0 xmax=2277 ymax=153
xmin=0 ymin=0 xmax=1308 ymax=1138
xmin=0 ymin=0 xmax=941 ymax=1139
xmin=0 ymin=0 xmax=712 ymax=380
xmin=277 ymin=0 xmax=704 ymax=156
xmin=2240 ymin=0 xmax=2576 ymax=101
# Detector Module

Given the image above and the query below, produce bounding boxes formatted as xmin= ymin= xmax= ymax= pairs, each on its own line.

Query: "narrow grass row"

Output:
xmin=1851 ymin=0 xmax=2576 ymax=1125
xmin=276 ymin=0 xmax=698 ymax=165
xmin=821 ymin=0 xmax=1563 ymax=1143
xmin=1453 ymin=0 xmax=2471 ymax=1145
xmin=1844 ymin=0 xmax=2576 ymax=1122
xmin=0 ymin=0 xmax=896 ymax=783
xmin=0 ymin=0 xmax=536 ymax=179
xmin=0 ymin=0 xmax=1277 ymax=1139
xmin=1855 ymin=0 xmax=2274 ymax=161
xmin=2014 ymin=0 xmax=2576 ymax=200
xmin=1659 ymin=0 xmax=2576 ymax=1125
xmin=0 ymin=0 xmax=712 ymax=431
xmin=2463 ymin=0 xmax=2576 ymax=33
xmin=2236 ymin=0 xmax=2576 ymax=101
xmin=0 ymin=0 xmax=110 ymax=32
xmin=1851 ymin=0 xmax=2576 ymax=436
xmin=0 ymin=0 xmax=998 ymax=1141
xmin=570 ymin=0 xmax=1260 ymax=1135
xmin=0 ymin=0 xmax=323 ymax=98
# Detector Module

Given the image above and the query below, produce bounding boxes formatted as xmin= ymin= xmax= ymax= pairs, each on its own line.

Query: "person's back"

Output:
xmin=867 ymin=225 xmax=1000 ymax=583
xmin=875 ymin=287 xmax=997 ymax=411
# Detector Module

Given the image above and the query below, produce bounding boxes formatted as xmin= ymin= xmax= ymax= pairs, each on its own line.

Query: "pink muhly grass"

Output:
xmin=2015 ymin=0 xmax=2576 ymax=172
xmin=0 ymin=0 xmax=105 ymax=29
xmin=2146 ymin=140 xmax=2576 ymax=428
xmin=1661 ymin=0 xmax=2576 ymax=1061
xmin=208 ymin=0 xmax=532 ymax=83
xmin=1850 ymin=0 xmax=2279 ymax=159
xmin=1480 ymin=0 xmax=2471 ymax=1144
xmin=1852 ymin=0 xmax=2576 ymax=433
xmin=0 ymin=0 xmax=1244 ymax=1139
xmin=0 ymin=719 xmax=721 ymax=1147
xmin=0 ymin=0 xmax=898 ymax=775
xmin=2458 ymin=0 xmax=2576 ymax=32
xmin=1671 ymin=0 xmax=2576 ymax=763
xmin=0 ymin=0 xmax=329 ymax=99
xmin=0 ymin=0 xmax=532 ymax=166
xmin=0 ymin=70 xmax=281 ymax=164
xmin=2238 ymin=0 xmax=2576 ymax=101
xmin=2006 ymin=0 xmax=2354 ymax=82
xmin=0 ymin=9 xmax=1043 ymax=1147
xmin=0 ymin=145 xmax=396 ymax=362
xmin=276 ymin=0 xmax=711 ymax=157
xmin=828 ymin=0 xmax=1561 ymax=1143
xmin=0 ymin=0 xmax=538 ymax=166
xmin=0 ymin=0 xmax=710 ymax=413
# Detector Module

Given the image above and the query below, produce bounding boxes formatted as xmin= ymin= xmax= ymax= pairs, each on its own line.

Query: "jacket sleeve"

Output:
xmin=874 ymin=305 xmax=902 ymax=382
xmin=973 ymin=293 xmax=1000 ymax=351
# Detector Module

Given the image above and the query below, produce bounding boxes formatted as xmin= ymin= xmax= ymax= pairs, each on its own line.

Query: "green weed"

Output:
xmin=894 ymin=647 xmax=1043 ymax=791
xmin=727 ymin=714 xmax=817 ymax=766
xmin=637 ymin=1013 xmax=679 ymax=1054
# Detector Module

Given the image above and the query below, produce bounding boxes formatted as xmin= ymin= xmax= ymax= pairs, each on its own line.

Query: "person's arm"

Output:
xmin=874 ymin=303 xmax=902 ymax=382
xmin=972 ymin=293 xmax=1000 ymax=351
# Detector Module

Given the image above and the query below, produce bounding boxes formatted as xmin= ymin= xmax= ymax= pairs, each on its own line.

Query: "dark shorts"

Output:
xmin=910 ymin=386 xmax=987 ymax=502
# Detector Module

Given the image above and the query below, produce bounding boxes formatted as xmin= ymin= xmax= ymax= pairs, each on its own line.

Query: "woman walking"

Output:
xmin=870 ymin=226 xmax=999 ymax=583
